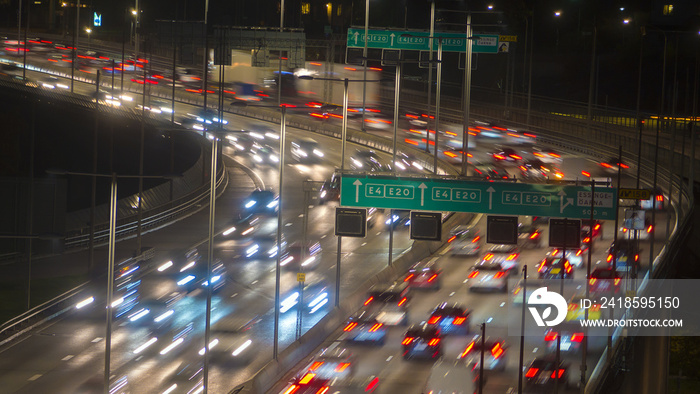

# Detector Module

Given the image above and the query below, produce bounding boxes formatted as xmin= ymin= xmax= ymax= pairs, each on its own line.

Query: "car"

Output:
xmin=446 ymin=225 xmax=483 ymax=256
xmin=531 ymin=146 xmax=563 ymax=164
xmin=472 ymin=164 xmax=512 ymax=180
xmin=39 ymin=75 xmax=69 ymax=90
xmin=458 ymin=336 xmax=508 ymax=371
xmin=340 ymin=310 xmax=387 ymax=345
xmin=404 ymin=257 xmax=441 ymax=290
xmin=517 ymin=223 xmax=544 ymax=248
xmin=640 ymin=189 xmax=665 ymax=210
xmin=546 ymin=248 xmax=584 ymax=268
xmin=620 ymin=214 xmax=653 ymax=241
xmin=599 ymin=156 xmax=629 ymax=174
xmin=91 ymin=89 xmax=122 ymax=107
xmin=588 ymin=267 xmax=623 ymax=295
xmin=536 ymin=256 xmax=574 ymax=280
xmin=544 ymin=328 xmax=585 ymax=353
xmin=350 ymin=149 xmax=383 ymax=171
xmin=391 ymin=151 xmax=424 ymax=173
xmin=190 ymin=108 xmax=228 ymax=125
xmin=243 ymin=188 xmax=279 ymax=216
xmin=208 ymin=314 xmax=260 ymax=363
xmin=225 ymin=132 xmax=258 ymax=153
xmin=402 ymin=324 xmax=443 ymax=360
xmin=126 ymin=292 xmax=183 ymax=332
xmin=280 ymin=241 xmax=323 ymax=271
xmin=301 ymin=342 xmax=357 ymax=380
xmin=467 ymin=262 xmax=510 ymax=293
xmin=363 ymin=282 xmax=411 ymax=326
xmin=291 ymin=137 xmax=324 ymax=163
xmin=519 ymin=159 xmax=564 ymax=181
xmin=524 ymin=357 xmax=570 ymax=391
xmin=581 ymin=219 xmax=604 ymax=252
xmin=566 ymin=293 xmax=602 ymax=322
xmin=384 ymin=209 xmax=411 ymax=229
xmin=250 ymin=142 xmax=280 ymax=165
xmin=427 ymin=303 xmax=471 ymax=336
xmin=318 ymin=172 xmax=340 ymax=205
xmin=137 ymin=99 xmax=173 ymax=114
xmin=478 ymin=244 xmax=520 ymax=271
xmin=175 ymin=260 xmax=226 ymax=293
xmin=605 ymin=239 xmax=640 ymax=272
xmin=279 ymin=276 xmax=329 ymax=315
xmin=491 ymin=146 xmax=524 ymax=165
xmin=361 ymin=112 xmax=392 ymax=130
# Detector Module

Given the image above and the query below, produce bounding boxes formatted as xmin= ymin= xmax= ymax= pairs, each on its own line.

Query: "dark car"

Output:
xmin=404 ymin=257 xmax=441 ymax=291
xmin=340 ymin=309 xmax=387 ymax=345
xmin=599 ymin=156 xmax=629 ymax=174
xmin=519 ymin=159 xmax=563 ymax=181
xmin=402 ymin=324 xmax=443 ymax=360
xmin=446 ymin=225 xmax=483 ymax=256
xmin=537 ymin=256 xmax=574 ymax=280
xmin=517 ymin=223 xmax=544 ymax=248
xmin=350 ymin=150 xmax=383 ymax=171
xmin=426 ymin=303 xmax=470 ymax=336
xmin=319 ymin=172 xmax=340 ymax=205
xmin=459 ymin=337 xmax=508 ymax=371
xmin=384 ymin=209 xmax=411 ymax=229
xmin=589 ymin=267 xmax=623 ymax=295
xmin=291 ymin=137 xmax=324 ymax=163
xmin=491 ymin=146 xmax=524 ymax=164
xmin=606 ymin=239 xmax=641 ymax=272
xmin=363 ymin=282 xmax=411 ymax=326
xmin=525 ymin=357 xmax=570 ymax=391
xmin=243 ymin=188 xmax=279 ymax=216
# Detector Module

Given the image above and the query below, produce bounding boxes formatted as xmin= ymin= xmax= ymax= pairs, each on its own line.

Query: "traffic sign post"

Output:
xmin=346 ymin=28 xmax=499 ymax=54
xmin=340 ymin=175 xmax=617 ymax=221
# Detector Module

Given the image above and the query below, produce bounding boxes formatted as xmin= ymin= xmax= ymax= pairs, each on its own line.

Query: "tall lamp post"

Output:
xmin=85 ymin=27 xmax=92 ymax=51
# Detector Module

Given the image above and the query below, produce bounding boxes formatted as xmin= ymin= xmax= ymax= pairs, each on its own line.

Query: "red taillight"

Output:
xmin=453 ymin=317 xmax=466 ymax=325
xmin=315 ymin=387 xmax=329 ymax=394
xmin=600 ymin=162 xmax=613 ymax=169
xmin=335 ymin=363 xmax=350 ymax=372
xmin=398 ymin=297 xmax=407 ymax=307
xmin=510 ymin=154 xmax=522 ymax=160
xmin=647 ymin=225 xmax=653 ymax=233
xmin=494 ymin=271 xmax=505 ymax=279
xmin=530 ymin=232 xmax=539 ymax=239
xmin=428 ymin=316 xmax=441 ymax=325
xmin=368 ymin=323 xmax=383 ymax=332
xmin=565 ymin=261 xmax=572 ymax=273
xmin=619 ymin=163 xmax=629 ymax=169
xmin=404 ymin=274 xmax=414 ymax=282
xmin=402 ymin=337 xmax=414 ymax=345
xmin=594 ymin=224 xmax=601 ymax=231
xmin=656 ymin=195 xmax=664 ymax=202
xmin=484 ymin=253 xmax=494 ymax=261
xmin=460 ymin=342 xmax=475 ymax=358
xmin=365 ymin=377 xmax=379 ymax=392
xmin=493 ymin=154 xmax=506 ymax=160
xmin=506 ymin=253 xmax=518 ymax=261
xmin=364 ymin=296 xmax=373 ymax=306
xmin=427 ymin=274 xmax=438 ymax=282
xmin=634 ymin=254 xmax=639 ymax=262
xmin=583 ymin=237 xmax=591 ymax=243
xmin=568 ymin=303 xmax=578 ymax=311
xmin=448 ymin=235 xmax=457 ymax=243
xmin=344 ymin=322 xmax=357 ymax=331
xmin=576 ymin=249 xmax=583 ymax=256
xmin=491 ymin=342 xmax=504 ymax=359
xmin=299 ymin=373 xmax=315 ymax=384
xmin=571 ymin=333 xmax=584 ymax=342
xmin=614 ymin=278 xmax=621 ymax=286
xmin=468 ymin=270 xmax=479 ymax=278
xmin=589 ymin=278 xmax=597 ymax=285
xmin=591 ymin=304 xmax=601 ymax=311
xmin=537 ymin=261 xmax=546 ymax=273
xmin=309 ymin=361 xmax=324 ymax=371
xmin=545 ymin=332 xmax=558 ymax=341
xmin=283 ymin=385 xmax=300 ymax=394
xmin=551 ymin=369 xmax=566 ymax=379
xmin=472 ymin=236 xmax=480 ymax=243
xmin=581 ymin=170 xmax=591 ymax=177
xmin=428 ymin=338 xmax=440 ymax=346
xmin=607 ymin=254 xmax=613 ymax=263
xmin=525 ymin=368 xmax=539 ymax=378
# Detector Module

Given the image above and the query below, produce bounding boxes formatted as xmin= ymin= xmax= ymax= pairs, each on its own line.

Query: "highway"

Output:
xmin=0 ymin=39 xmax=674 ymax=394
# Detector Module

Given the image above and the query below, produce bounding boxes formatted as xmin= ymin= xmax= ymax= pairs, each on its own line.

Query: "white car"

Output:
xmin=467 ymin=263 xmax=509 ymax=293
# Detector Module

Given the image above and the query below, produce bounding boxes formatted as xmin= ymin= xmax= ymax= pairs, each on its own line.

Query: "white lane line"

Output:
xmin=28 ymin=374 xmax=42 ymax=381
xmin=386 ymin=356 xmax=393 ymax=362
xmin=533 ymin=348 xmax=538 ymax=353
xmin=251 ymin=280 xmax=258 ymax=285
xmin=91 ymin=337 xmax=103 ymax=343
xmin=230 ymin=293 xmax=238 ymax=298
xmin=361 ymin=243 xmax=367 ymax=246
xmin=449 ymin=292 xmax=456 ymax=297
xmin=61 ymin=355 xmax=74 ymax=361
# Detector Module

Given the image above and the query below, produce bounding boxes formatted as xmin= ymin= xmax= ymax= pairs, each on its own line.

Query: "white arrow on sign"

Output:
xmin=353 ymin=32 xmax=359 ymax=45
xmin=558 ymin=190 xmax=574 ymax=213
xmin=389 ymin=33 xmax=395 ymax=46
xmin=418 ymin=183 xmax=428 ymax=206
xmin=353 ymin=179 xmax=362 ymax=203
xmin=487 ymin=186 xmax=495 ymax=210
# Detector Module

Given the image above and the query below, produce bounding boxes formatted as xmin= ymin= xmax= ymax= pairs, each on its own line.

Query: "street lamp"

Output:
xmin=46 ymin=170 xmax=179 ymax=394
xmin=85 ymin=27 xmax=92 ymax=51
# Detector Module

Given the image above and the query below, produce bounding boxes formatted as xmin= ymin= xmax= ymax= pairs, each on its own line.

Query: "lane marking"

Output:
xmin=386 ymin=356 xmax=393 ymax=362
xmin=61 ymin=355 xmax=74 ymax=361
xmin=28 ymin=374 xmax=42 ymax=381
xmin=230 ymin=293 xmax=238 ymax=298
xmin=91 ymin=337 xmax=103 ymax=343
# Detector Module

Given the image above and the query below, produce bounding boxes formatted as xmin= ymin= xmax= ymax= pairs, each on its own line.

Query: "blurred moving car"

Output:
xmin=208 ymin=315 xmax=260 ymax=363
xmin=280 ymin=241 xmax=323 ymax=271
xmin=426 ymin=302 xmax=471 ymax=335
xmin=250 ymin=142 xmax=279 ymax=165
xmin=363 ymin=282 xmax=411 ymax=326
xmin=404 ymin=257 xmax=441 ymax=291
xmin=640 ymin=189 xmax=665 ymax=210
xmin=490 ymin=146 xmax=524 ymax=165
xmin=605 ymin=239 xmax=641 ymax=272
xmin=544 ymin=329 xmax=585 ymax=353
xmin=599 ymin=156 xmax=629 ymax=175
xmin=243 ymin=188 xmax=279 ymax=216
xmin=446 ymin=225 xmax=482 ymax=256
xmin=531 ymin=146 xmax=563 ymax=164
xmin=340 ymin=310 xmax=387 ymax=345
xmin=384 ymin=209 xmax=411 ymax=229
xmin=467 ymin=262 xmax=510 ymax=293
xmin=318 ymin=172 xmax=340 ymax=205
xmin=536 ymin=256 xmax=574 ymax=280
xmin=477 ymin=244 xmax=520 ymax=271
xmin=301 ymin=342 xmax=356 ymax=380
xmin=588 ymin=267 xmax=623 ymax=295
xmin=291 ymin=137 xmax=324 ymax=163
xmin=459 ymin=336 xmax=508 ymax=371
xmin=517 ymin=223 xmax=544 ymax=249
xmin=350 ymin=149 xmax=383 ymax=171
xmin=519 ymin=159 xmax=563 ymax=181
xmin=402 ymin=324 xmax=443 ymax=360
xmin=525 ymin=357 xmax=570 ymax=391
xmin=546 ymin=248 xmax=584 ymax=268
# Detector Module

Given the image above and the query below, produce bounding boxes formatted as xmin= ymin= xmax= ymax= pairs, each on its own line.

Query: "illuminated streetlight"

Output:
xmin=85 ymin=27 xmax=92 ymax=51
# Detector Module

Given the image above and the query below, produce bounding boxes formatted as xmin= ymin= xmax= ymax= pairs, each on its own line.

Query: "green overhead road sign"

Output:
xmin=346 ymin=28 xmax=499 ymax=54
xmin=340 ymin=175 xmax=617 ymax=221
